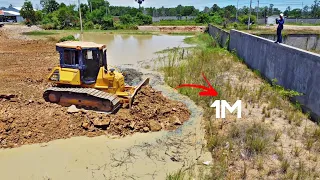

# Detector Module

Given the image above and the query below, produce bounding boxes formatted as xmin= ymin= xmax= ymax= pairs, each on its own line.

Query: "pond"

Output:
xmin=81 ymin=33 xmax=191 ymax=65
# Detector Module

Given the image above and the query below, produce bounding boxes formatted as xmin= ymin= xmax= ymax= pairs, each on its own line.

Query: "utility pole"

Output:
xmin=256 ymin=0 xmax=259 ymax=24
xmin=301 ymin=2 xmax=304 ymax=18
xmin=90 ymin=1 xmax=92 ymax=12
xmin=248 ymin=0 xmax=252 ymax=30
xmin=78 ymin=0 xmax=83 ymax=34
xmin=106 ymin=1 xmax=109 ymax=16
xmin=236 ymin=0 xmax=239 ymax=21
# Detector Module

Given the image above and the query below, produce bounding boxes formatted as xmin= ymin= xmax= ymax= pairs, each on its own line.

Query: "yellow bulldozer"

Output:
xmin=43 ymin=41 xmax=149 ymax=113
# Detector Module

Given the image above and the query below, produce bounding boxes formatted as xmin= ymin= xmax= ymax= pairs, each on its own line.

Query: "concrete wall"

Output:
xmin=208 ymin=24 xmax=230 ymax=48
xmin=285 ymin=18 xmax=320 ymax=24
xmin=258 ymin=18 xmax=320 ymax=25
xmin=229 ymin=29 xmax=320 ymax=118
xmin=259 ymin=34 xmax=320 ymax=52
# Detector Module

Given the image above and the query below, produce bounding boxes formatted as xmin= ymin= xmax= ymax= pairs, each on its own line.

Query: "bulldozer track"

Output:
xmin=43 ymin=87 xmax=122 ymax=113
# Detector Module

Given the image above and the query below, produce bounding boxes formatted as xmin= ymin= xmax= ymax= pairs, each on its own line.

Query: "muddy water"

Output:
xmin=0 ymin=34 xmax=207 ymax=180
xmin=82 ymin=33 xmax=192 ymax=65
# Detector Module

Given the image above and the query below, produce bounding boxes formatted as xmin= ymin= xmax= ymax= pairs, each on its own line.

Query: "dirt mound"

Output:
xmin=121 ymin=68 xmax=143 ymax=86
xmin=0 ymin=25 xmax=43 ymax=40
xmin=0 ymin=30 xmax=190 ymax=149
xmin=0 ymin=86 xmax=190 ymax=148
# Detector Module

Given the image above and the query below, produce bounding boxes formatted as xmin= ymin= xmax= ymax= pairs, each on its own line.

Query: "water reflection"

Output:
xmin=82 ymin=33 xmax=191 ymax=65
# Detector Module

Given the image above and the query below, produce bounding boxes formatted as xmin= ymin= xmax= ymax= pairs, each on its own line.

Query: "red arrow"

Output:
xmin=175 ymin=73 xmax=218 ymax=97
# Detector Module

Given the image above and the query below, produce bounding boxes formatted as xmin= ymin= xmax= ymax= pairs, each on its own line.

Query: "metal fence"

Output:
xmin=152 ymin=16 xmax=196 ymax=22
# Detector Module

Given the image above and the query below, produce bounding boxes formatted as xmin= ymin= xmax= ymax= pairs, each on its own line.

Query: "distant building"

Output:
xmin=1 ymin=7 xmax=24 ymax=23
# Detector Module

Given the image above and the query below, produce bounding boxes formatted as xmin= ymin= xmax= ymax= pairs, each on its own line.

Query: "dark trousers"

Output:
xmin=276 ymin=28 xmax=283 ymax=43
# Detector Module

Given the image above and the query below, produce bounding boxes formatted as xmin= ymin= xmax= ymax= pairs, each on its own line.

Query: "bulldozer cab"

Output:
xmin=56 ymin=41 xmax=107 ymax=85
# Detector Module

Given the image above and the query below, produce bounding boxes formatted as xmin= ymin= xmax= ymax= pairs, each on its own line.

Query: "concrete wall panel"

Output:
xmin=208 ymin=24 xmax=230 ymax=48
xmin=229 ymin=29 xmax=320 ymax=118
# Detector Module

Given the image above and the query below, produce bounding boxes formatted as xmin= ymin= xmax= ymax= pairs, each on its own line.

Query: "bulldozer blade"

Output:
xmin=129 ymin=78 xmax=150 ymax=108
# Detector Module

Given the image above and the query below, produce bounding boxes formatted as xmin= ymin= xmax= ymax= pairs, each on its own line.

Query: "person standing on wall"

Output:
xmin=275 ymin=13 xmax=285 ymax=43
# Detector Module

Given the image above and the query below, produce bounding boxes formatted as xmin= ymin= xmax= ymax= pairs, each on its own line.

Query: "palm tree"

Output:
xmin=135 ymin=0 xmax=144 ymax=9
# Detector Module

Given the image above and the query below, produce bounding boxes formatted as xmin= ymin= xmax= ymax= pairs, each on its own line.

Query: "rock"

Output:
xmin=1 ymin=117 xmax=7 ymax=122
xmin=172 ymin=108 xmax=177 ymax=111
xmin=80 ymin=110 xmax=87 ymax=114
xmin=174 ymin=118 xmax=182 ymax=125
xmin=0 ymin=135 xmax=6 ymax=141
xmin=169 ymin=116 xmax=182 ymax=125
xmin=93 ymin=119 xmax=110 ymax=127
xmin=81 ymin=122 xmax=89 ymax=129
xmin=129 ymin=121 xmax=136 ymax=129
xmin=0 ymin=94 xmax=16 ymax=100
xmin=67 ymin=105 xmax=80 ymax=113
xmin=9 ymin=98 xmax=19 ymax=102
xmin=23 ymin=131 xmax=32 ymax=139
xmin=8 ymin=118 xmax=14 ymax=123
xmin=149 ymin=120 xmax=162 ymax=132
xmin=203 ymin=161 xmax=212 ymax=166
xmin=143 ymin=127 xmax=150 ymax=132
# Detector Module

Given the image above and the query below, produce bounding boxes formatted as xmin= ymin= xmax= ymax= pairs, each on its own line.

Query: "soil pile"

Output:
xmin=0 ymin=86 xmax=190 ymax=148
xmin=0 ymin=27 xmax=190 ymax=149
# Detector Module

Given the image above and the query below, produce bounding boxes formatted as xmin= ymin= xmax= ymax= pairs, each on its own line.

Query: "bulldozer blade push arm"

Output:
xmin=129 ymin=78 xmax=150 ymax=108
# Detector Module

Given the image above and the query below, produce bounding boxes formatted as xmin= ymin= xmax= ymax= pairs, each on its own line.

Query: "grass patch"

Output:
xmin=167 ymin=32 xmax=198 ymax=36
xmin=245 ymin=123 xmax=269 ymax=155
xmin=166 ymin=170 xmax=185 ymax=180
xmin=59 ymin=35 xmax=78 ymax=42
xmin=22 ymin=31 xmax=57 ymax=36
xmin=158 ymin=33 xmax=314 ymax=179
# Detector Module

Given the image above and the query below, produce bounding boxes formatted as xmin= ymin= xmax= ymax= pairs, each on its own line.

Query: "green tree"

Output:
xmin=176 ymin=5 xmax=183 ymax=15
xmin=84 ymin=21 xmax=94 ymax=29
xmin=210 ymin=13 xmax=223 ymax=25
xmin=120 ymin=14 xmax=133 ymax=24
xmin=34 ymin=10 xmax=43 ymax=23
xmin=195 ymin=13 xmax=209 ymax=23
xmin=290 ymin=9 xmax=302 ymax=18
xmin=284 ymin=6 xmax=291 ymax=17
xmin=311 ymin=0 xmax=320 ymax=18
xmin=20 ymin=0 xmax=36 ymax=24
xmin=224 ymin=5 xmax=236 ymax=15
xmin=212 ymin=4 xmax=220 ymax=12
xmin=268 ymin=4 xmax=274 ymax=15
xmin=101 ymin=15 xmax=113 ymax=29
xmin=87 ymin=9 xmax=105 ymax=24
xmin=303 ymin=5 xmax=310 ymax=17
xmin=239 ymin=15 xmax=256 ymax=24
xmin=88 ymin=0 xmax=109 ymax=11
xmin=56 ymin=5 xmax=77 ymax=28
xmin=181 ymin=6 xmax=196 ymax=16
xmin=203 ymin=7 xmax=210 ymax=13
xmin=168 ymin=8 xmax=177 ymax=16
xmin=134 ymin=12 xmax=151 ymax=25
xmin=40 ymin=0 xmax=59 ymax=13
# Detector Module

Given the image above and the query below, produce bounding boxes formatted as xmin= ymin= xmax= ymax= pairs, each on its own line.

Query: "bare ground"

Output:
xmin=0 ymin=26 xmax=190 ymax=149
